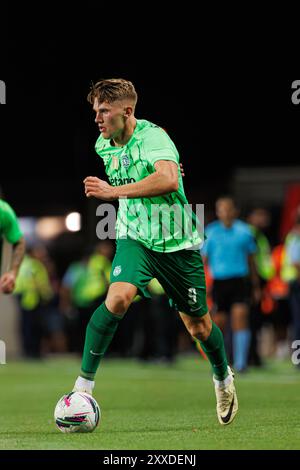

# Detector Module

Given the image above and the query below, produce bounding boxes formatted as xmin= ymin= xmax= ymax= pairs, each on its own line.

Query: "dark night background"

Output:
xmin=0 ymin=9 xmax=299 ymax=219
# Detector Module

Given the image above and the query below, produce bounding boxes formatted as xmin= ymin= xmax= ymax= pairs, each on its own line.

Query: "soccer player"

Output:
xmin=0 ymin=198 xmax=26 ymax=294
xmin=73 ymin=79 xmax=238 ymax=425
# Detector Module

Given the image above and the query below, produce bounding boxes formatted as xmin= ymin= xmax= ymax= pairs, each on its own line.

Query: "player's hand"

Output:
xmin=0 ymin=271 xmax=16 ymax=294
xmin=180 ymin=163 xmax=185 ymax=177
xmin=84 ymin=176 xmax=117 ymax=201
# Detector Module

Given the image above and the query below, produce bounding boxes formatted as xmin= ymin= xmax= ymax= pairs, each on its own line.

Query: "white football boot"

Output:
xmin=213 ymin=366 xmax=238 ymax=425
xmin=73 ymin=376 xmax=95 ymax=396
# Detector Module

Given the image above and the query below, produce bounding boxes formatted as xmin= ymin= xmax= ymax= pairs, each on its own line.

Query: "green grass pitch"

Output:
xmin=0 ymin=355 xmax=299 ymax=450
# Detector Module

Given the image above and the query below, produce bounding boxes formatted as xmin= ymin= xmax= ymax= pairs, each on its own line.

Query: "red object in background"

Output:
xmin=261 ymin=288 xmax=275 ymax=315
xmin=280 ymin=184 xmax=300 ymax=241
xmin=267 ymin=244 xmax=289 ymax=299
xmin=262 ymin=244 xmax=289 ymax=315
xmin=204 ymin=262 xmax=213 ymax=311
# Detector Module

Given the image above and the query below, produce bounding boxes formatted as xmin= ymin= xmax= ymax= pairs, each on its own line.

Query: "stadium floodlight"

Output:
xmin=35 ymin=217 xmax=65 ymax=239
xmin=65 ymin=212 xmax=81 ymax=232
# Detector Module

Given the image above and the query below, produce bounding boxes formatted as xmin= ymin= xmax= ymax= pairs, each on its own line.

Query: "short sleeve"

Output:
xmin=143 ymin=128 xmax=179 ymax=167
xmin=0 ymin=202 xmax=23 ymax=244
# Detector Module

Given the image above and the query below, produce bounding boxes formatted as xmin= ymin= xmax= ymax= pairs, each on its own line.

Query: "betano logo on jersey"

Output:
xmin=109 ymin=177 xmax=136 ymax=186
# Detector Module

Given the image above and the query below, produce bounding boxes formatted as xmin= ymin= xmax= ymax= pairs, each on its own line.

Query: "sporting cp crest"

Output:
xmin=121 ymin=155 xmax=130 ymax=168
xmin=113 ymin=265 xmax=122 ymax=277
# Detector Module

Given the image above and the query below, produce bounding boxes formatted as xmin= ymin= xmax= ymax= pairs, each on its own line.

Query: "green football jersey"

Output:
xmin=95 ymin=119 xmax=203 ymax=252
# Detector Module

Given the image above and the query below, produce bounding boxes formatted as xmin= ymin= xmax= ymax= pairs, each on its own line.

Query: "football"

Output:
xmin=54 ymin=391 xmax=100 ymax=433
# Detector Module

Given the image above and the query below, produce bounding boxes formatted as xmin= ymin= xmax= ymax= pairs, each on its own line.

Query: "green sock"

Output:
xmin=80 ymin=302 xmax=123 ymax=380
xmin=198 ymin=321 xmax=229 ymax=381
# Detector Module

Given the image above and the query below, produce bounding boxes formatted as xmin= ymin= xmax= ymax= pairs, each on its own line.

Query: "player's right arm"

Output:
xmin=84 ymin=159 xmax=178 ymax=200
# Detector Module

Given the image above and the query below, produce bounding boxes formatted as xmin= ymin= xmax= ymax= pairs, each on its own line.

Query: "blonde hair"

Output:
xmin=87 ymin=78 xmax=137 ymax=107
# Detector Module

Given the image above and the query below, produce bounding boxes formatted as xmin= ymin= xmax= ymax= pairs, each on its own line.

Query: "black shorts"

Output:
xmin=212 ymin=277 xmax=251 ymax=313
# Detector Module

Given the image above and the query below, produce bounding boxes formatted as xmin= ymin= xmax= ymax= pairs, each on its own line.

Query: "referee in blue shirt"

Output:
xmin=202 ymin=197 xmax=261 ymax=372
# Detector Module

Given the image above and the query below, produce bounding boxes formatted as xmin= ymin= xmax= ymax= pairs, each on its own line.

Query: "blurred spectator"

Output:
xmin=281 ymin=205 xmax=300 ymax=367
xmin=136 ymin=278 xmax=178 ymax=363
xmin=268 ymin=244 xmax=290 ymax=359
xmin=60 ymin=242 xmax=111 ymax=351
xmin=60 ymin=253 xmax=90 ymax=352
xmin=247 ymin=209 xmax=275 ymax=281
xmin=247 ymin=208 xmax=275 ymax=366
xmin=14 ymin=250 xmax=53 ymax=358
xmin=30 ymin=245 xmax=67 ymax=354
xmin=109 ymin=294 xmax=143 ymax=357
xmin=202 ymin=197 xmax=260 ymax=372
xmin=94 ymin=240 xmax=114 ymax=261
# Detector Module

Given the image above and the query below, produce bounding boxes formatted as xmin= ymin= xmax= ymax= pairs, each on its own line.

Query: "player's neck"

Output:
xmin=112 ymin=117 xmax=137 ymax=147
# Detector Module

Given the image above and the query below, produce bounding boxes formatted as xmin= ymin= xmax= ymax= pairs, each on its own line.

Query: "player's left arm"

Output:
xmin=84 ymin=160 xmax=179 ymax=200
xmin=0 ymin=236 xmax=26 ymax=294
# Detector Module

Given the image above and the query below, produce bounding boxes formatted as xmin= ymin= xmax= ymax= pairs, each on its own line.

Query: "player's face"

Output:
xmin=93 ymin=98 xmax=126 ymax=140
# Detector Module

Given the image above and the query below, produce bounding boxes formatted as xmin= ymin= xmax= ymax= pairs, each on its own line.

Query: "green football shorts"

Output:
xmin=110 ymin=238 xmax=208 ymax=317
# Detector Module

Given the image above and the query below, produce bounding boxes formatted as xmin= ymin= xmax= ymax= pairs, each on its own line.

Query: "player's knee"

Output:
xmin=189 ymin=320 xmax=211 ymax=342
xmin=109 ymin=293 xmax=132 ymax=314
